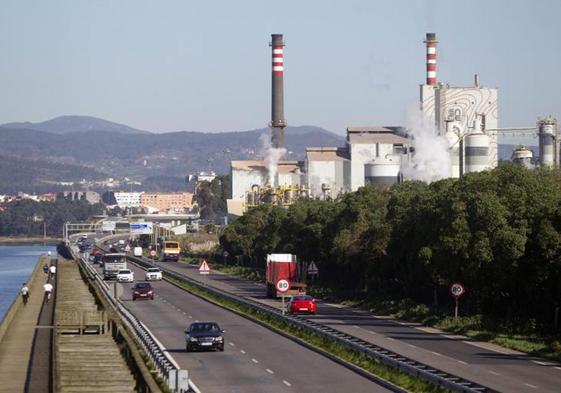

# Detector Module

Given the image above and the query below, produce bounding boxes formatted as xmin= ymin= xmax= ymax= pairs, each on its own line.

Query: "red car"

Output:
xmin=288 ymin=295 xmax=317 ymax=314
xmin=132 ymin=282 xmax=154 ymax=300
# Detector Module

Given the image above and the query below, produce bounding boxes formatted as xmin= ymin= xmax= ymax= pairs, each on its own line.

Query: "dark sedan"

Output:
xmin=132 ymin=282 xmax=154 ymax=300
xmin=185 ymin=322 xmax=225 ymax=352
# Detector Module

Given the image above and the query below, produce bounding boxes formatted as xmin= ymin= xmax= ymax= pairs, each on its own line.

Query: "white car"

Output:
xmin=116 ymin=269 xmax=134 ymax=282
xmin=145 ymin=267 xmax=162 ymax=281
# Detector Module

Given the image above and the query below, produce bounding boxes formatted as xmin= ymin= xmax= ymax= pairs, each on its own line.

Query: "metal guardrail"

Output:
xmin=71 ymin=246 xmax=191 ymax=393
xmin=127 ymin=254 xmax=496 ymax=393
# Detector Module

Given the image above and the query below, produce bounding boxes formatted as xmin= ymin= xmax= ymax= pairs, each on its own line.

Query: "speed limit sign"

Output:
xmin=450 ymin=283 xmax=465 ymax=298
xmin=276 ymin=279 xmax=290 ymax=293
xmin=150 ymin=250 xmax=157 ymax=257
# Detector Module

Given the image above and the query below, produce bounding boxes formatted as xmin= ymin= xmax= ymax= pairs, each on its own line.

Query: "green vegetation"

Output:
xmin=194 ymin=175 xmax=231 ymax=220
xmin=165 ymin=273 xmax=448 ymax=393
xmin=0 ymin=199 xmax=103 ymax=236
xmin=220 ymin=164 xmax=561 ymax=339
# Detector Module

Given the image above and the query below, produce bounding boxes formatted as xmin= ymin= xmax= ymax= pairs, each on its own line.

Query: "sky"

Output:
xmin=1 ymin=0 xmax=560 ymax=139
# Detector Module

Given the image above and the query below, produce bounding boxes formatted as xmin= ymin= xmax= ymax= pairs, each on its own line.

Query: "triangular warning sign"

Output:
xmin=199 ymin=260 xmax=211 ymax=275
xmin=307 ymin=261 xmax=319 ymax=275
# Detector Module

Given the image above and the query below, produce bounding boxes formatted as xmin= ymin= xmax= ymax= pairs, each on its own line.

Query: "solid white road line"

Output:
xmin=387 ymin=337 xmax=395 ymax=341
xmin=407 ymin=344 xmax=417 ymax=348
xmin=555 ymin=366 xmax=561 ymax=371
xmin=431 ymin=351 xmax=442 ymax=356
xmin=524 ymin=383 xmax=537 ymax=389
xmin=489 ymin=370 xmax=500 ymax=376
xmin=283 ymin=380 xmax=292 ymax=387
xmin=251 ymin=358 xmax=259 ymax=363
xmin=457 ymin=360 xmax=468 ymax=365
xmin=353 ymin=325 xmax=360 ymax=328
xmin=266 ymin=369 xmax=274 ymax=374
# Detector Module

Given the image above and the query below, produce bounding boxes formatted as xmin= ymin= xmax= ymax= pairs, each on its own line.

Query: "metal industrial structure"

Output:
xmin=227 ymin=32 xmax=559 ymax=216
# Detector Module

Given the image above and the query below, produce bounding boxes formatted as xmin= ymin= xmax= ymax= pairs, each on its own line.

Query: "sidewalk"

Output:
xmin=0 ymin=260 xmax=52 ymax=393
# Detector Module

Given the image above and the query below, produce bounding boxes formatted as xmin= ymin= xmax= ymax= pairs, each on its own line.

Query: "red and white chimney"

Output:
xmin=424 ymin=33 xmax=438 ymax=86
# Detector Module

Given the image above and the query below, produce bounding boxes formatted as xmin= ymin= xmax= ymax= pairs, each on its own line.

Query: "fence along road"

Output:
xmin=150 ymin=259 xmax=561 ymax=393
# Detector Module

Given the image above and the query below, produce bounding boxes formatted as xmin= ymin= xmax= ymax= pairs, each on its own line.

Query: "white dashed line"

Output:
xmin=532 ymin=360 xmax=548 ymax=366
xmin=407 ymin=344 xmax=417 ymax=348
xmin=266 ymin=369 xmax=274 ymax=374
xmin=387 ymin=337 xmax=395 ymax=341
xmin=188 ymin=316 xmax=192 ymax=319
xmin=251 ymin=358 xmax=259 ymax=363
xmin=457 ymin=360 xmax=468 ymax=365
xmin=283 ymin=380 xmax=291 ymax=387
xmin=229 ymin=342 xmax=235 ymax=347
xmin=431 ymin=351 xmax=442 ymax=356
xmin=524 ymin=383 xmax=537 ymax=389
xmin=240 ymin=350 xmax=246 ymax=354
xmin=182 ymin=311 xmax=187 ymax=315
xmin=489 ymin=370 xmax=500 ymax=376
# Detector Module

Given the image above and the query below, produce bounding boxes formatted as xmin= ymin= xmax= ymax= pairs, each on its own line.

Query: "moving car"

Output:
xmin=145 ymin=267 xmax=162 ymax=281
xmin=132 ymin=282 xmax=154 ymax=300
xmin=161 ymin=241 xmax=181 ymax=261
xmin=185 ymin=321 xmax=225 ymax=352
xmin=116 ymin=269 xmax=134 ymax=282
xmin=287 ymin=295 xmax=317 ymax=314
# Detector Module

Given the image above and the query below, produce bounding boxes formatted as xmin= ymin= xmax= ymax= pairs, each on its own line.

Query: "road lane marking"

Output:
xmin=387 ymin=337 xmax=395 ymax=341
xmin=283 ymin=380 xmax=291 ymax=387
xmin=188 ymin=316 xmax=192 ymax=318
xmin=524 ymin=383 xmax=537 ymax=389
xmin=532 ymin=360 xmax=551 ymax=366
xmin=353 ymin=325 xmax=360 ymax=328
xmin=489 ymin=371 xmax=500 ymax=376
xmin=457 ymin=360 xmax=468 ymax=365
xmin=251 ymin=358 xmax=259 ymax=363
xmin=240 ymin=350 xmax=246 ymax=354
xmin=229 ymin=342 xmax=235 ymax=347
xmin=266 ymin=369 xmax=274 ymax=374
xmin=407 ymin=344 xmax=417 ymax=348
xmin=369 ymin=331 xmax=377 ymax=335
xmin=555 ymin=366 xmax=561 ymax=371
xmin=431 ymin=351 xmax=442 ymax=356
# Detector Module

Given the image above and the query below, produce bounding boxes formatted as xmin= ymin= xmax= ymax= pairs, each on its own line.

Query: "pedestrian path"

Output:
xmin=0 ymin=256 xmax=50 ymax=393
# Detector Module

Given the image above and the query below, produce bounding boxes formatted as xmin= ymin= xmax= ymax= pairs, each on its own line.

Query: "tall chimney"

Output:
xmin=270 ymin=34 xmax=286 ymax=148
xmin=424 ymin=33 xmax=438 ymax=86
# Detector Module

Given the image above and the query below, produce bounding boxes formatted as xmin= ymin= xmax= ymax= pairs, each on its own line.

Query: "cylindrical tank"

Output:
xmin=539 ymin=118 xmax=557 ymax=167
xmin=445 ymin=128 xmax=460 ymax=178
xmin=465 ymin=133 xmax=490 ymax=173
xmin=364 ymin=155 xmax=400 ymax=185
xmin=512 ymin=146 xmax=533 ymax=169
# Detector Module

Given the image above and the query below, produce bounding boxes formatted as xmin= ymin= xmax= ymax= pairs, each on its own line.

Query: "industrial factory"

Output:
xmin=226 ymin=33 xmax=559 ymax=216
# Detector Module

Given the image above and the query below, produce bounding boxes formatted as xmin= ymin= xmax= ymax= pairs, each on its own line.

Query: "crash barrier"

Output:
xmin=72 ymin=246 xmax=191 ymax=393
xmin=127 ymin=254 xmax=495 ymax=393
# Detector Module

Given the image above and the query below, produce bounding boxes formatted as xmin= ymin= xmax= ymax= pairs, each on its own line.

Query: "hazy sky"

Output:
xmin=1 ymin=0 xmax=559 ymax=137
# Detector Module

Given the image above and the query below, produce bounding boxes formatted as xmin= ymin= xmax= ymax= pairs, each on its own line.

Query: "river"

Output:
xmin=0 ymin=244 xmax=57 ymax=320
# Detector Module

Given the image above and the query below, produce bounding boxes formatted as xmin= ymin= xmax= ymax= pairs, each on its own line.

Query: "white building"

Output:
xmin=305 ymin=147 xmax=350 ymax=198
xmin=113 ymin=192 xmax=142 ymax=208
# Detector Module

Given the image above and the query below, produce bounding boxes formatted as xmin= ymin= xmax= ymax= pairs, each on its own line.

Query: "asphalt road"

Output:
xmin=152 ymin=260 xmax=561 ymax=393
xmin=107 ymin=262 xmax=393 ymax=393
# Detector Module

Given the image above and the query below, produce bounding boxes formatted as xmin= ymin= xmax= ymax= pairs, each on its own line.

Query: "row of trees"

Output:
xmin=0 ymin=199 xmax=104 ymax=237
xmin=194 ymin=175 xmax=231 ymax=221
xmin=220 ymin=164 xmax=561 ymax=331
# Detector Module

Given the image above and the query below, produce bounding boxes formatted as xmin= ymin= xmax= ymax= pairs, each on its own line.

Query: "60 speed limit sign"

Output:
xmin=276 ymin=279 xmax=290 ymax=293
xmin=450 ymin=283 xmax=465 ymax=298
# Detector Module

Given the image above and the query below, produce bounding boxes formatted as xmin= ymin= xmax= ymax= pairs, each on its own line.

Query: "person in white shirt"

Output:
xmin=49 ymin=265 xmax=56 ymax=281
xmin=43 ymin=282 xmax=54 ymax=303
xmin=21 ymin=283 xmax=30 ymax=305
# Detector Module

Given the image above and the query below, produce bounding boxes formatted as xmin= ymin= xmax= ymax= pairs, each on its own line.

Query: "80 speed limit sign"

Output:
xmin=276 ymin=279 xmax=290 ymax=293
xmin=450 ymin=283 xmax=465 ymax=298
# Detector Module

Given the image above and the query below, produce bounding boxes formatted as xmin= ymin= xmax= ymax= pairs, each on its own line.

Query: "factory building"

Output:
xmin=305 ymin=147 xmax=350 ymax=198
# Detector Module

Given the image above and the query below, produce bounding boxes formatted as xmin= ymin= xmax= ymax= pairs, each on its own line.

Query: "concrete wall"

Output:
xmin=306 ymin=160 xmax=349 ymax=198
xmin=231 ymin=168 xmax=267 ymax=200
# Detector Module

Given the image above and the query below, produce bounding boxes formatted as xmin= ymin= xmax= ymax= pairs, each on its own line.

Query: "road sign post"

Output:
xmin=307 ymin=261 xmax=319 ymax=287
xmin=150 ymin=249 xmax=156 ymax=265
xmin=450 ymin=283 xmax=465 ymax=318
xmin=276 ymin=279 xmax=290 ymax=315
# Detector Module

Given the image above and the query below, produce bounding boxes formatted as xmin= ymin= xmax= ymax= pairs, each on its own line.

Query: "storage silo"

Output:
xmin=364 ymin=155 xmax=401 ymax=185
xmin=538 ymin=117 xmax=557 ymax=167
xmin=465 ymin=133 xmax=490 ymax=173
xmin=511 ymin=146 xmax=533 ymax=169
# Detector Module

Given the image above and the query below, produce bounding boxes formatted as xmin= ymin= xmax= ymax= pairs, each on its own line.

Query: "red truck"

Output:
xmin=266 ymin=254 xmax=307 ymax=297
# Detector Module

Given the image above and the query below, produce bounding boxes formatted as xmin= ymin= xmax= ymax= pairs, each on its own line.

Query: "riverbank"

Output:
xmin=0 ymin=236 xmax=59 ymax=244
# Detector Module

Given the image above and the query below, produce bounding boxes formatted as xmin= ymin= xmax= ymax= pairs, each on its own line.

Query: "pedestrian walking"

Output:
xmin=49 ymin=264 xmax=57 ymax=281
xmin=21 ymin=283 xmax=30 ymax=306
xmin=43 ymin=282 xmax=53 ymax=303
xmin=42 ymin=263 xmax=49 ymax=275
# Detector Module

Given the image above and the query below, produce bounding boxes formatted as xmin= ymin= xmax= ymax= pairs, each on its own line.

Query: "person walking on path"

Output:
xmin=49 ymin=264 xmax=56 ymax=281
xmin=43 ymin=282 xmax=53 ymax=304
xmin=42 ymin=263 xmax=49 ymax=275
xmin=21 ymin=283 xmax=30 ymax=306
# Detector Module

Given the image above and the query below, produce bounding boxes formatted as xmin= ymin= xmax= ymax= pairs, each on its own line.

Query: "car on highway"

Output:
xmin=132 ymin=282 xmax=154 ymax=300
xmin=185 ymin=321 xmax=225 ymax=352
xmin=116 ymin=269 xmax=134 ymax=283
xmin=287 ymin=295 xmax=317 ymax=314
xmin=145 ymin=267 xmax=162 ymax=281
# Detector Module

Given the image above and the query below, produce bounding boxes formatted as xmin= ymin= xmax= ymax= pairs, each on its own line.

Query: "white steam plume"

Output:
xmin=402 ymin=106 xmax=451 ymax=182
xmin=259 ymin=133 xmax=286 ymax=187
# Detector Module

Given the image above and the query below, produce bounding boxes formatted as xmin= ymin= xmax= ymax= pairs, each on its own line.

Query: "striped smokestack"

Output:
xmin=270 ymin=34 xmax=286 ymax=148
xmin=424 ymin=33 xmax=438 ymax=86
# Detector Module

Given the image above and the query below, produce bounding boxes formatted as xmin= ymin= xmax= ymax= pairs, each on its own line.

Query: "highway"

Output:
xmin=102 ymin=262 xmax=394 ymax=393
xmin=151 ymin=259 xmax=561 ymax=393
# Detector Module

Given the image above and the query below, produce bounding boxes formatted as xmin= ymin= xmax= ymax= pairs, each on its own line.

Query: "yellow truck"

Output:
xmin=161 ymin=241 xmax=181 ymax=261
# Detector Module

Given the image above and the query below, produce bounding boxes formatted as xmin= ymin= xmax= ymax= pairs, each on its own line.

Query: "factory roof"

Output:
xmin=231 ymin=160 xmax=303 ymax=174
xmin=306 ymin=147 xmax=350 ymax=161
xmin=346 ymin=126 xmax=410 ymax=144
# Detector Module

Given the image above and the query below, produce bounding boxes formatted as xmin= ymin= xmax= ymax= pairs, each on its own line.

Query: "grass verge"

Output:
xmin=164 ymin=272 xmax=450 ymax=393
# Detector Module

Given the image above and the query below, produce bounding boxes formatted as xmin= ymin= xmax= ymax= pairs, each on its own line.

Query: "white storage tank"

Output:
xmin=512 ymin=146 xmax=533 ymax=169
xmin=364 ymin=155 xmax=400 ymax=185
xmin=445 ymin=130 xmax=461 ymax=178
xmin=465 ymin=133 xmax=490 ymax=173
xmin=538 ymin=118 xmax=556 ymax=167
